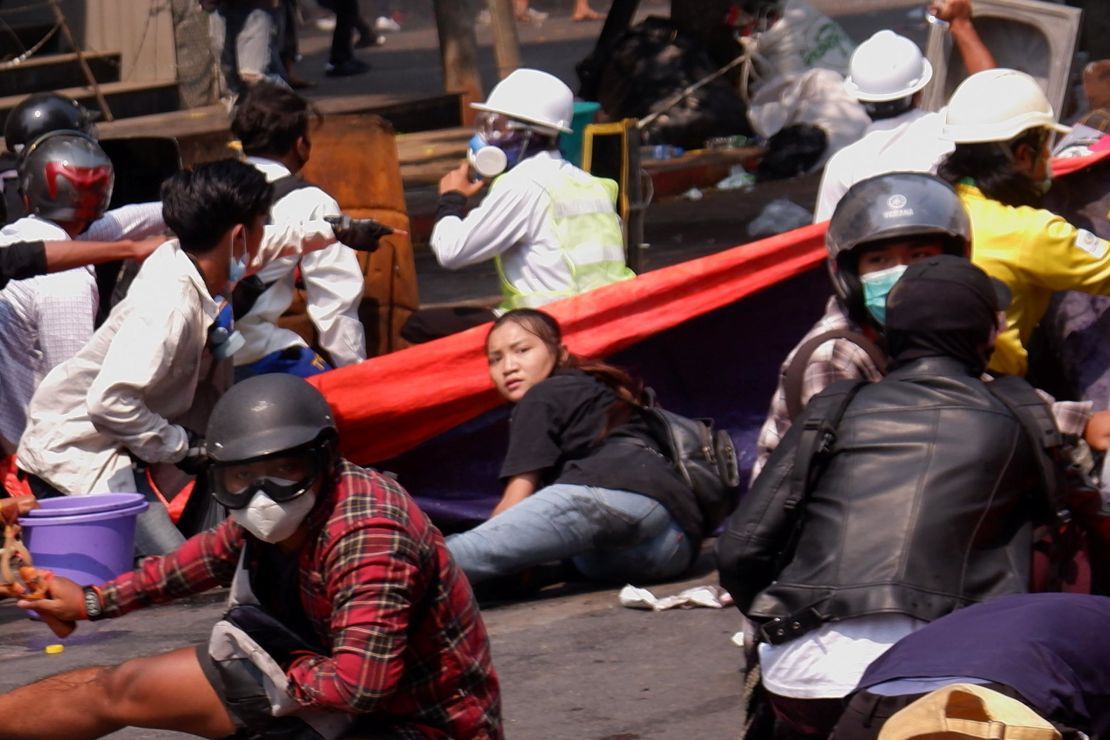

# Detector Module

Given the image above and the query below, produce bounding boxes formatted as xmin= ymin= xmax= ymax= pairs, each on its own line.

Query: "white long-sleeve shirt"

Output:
xmin=0 ymin=217 xmax=98 ymax=449
xmin=82 ymin=201 xmax=166 ymax=241
xmin=813 ymin=109 xmax=952 ymax=222
xmin=431 ymin=151 xmax=616 ymax=302
xmin=238 ymin=158 xmax=365 ymax=367
xmin=16 ymin=220 xmax=342 ymax=494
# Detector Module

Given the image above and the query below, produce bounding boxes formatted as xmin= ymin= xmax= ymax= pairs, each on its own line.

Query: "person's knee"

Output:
xmin=98 ymin=660 xmax=149 ymax=712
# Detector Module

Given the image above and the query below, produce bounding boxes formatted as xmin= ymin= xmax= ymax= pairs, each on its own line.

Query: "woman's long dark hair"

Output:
xmin=937 ymin=127 xmax=1048 ymax=209
xmin=487 ymin=309 xmax=646 ymax=434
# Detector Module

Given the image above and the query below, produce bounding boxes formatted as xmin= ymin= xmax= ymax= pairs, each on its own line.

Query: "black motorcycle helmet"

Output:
xmin=206 ymin=375 xmax=339 ymax=509
xmin=4 ymin=92 xmax=95 ymax=156
xmin=825 ymin=171 xmax=972 ymax=327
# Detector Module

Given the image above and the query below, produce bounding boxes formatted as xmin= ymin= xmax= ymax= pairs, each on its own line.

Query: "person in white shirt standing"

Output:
xmin=0 ymin=131 xmax=115 ymax=453
xmin=813 ymin=0 xmax=996 ymax=222
xmin=401 ymin=68 xmax=633 ymax=343
xmin=229 ymin=81 xmax=366 ymax=380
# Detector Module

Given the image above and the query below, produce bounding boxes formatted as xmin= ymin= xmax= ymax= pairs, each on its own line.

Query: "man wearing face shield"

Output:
xmin=401 ymin=68 xmax=633 ymax=343
xmin=0 ymin=374 xmax=502 ymax=739
xmin=718 ymin=256 xmax=1065 ymax=737
xmin=15 ymin=160 xmax=388 ymax=557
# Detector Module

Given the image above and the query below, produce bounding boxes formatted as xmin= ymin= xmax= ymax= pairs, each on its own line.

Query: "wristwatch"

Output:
xmin=82 ymin=586 xmax=103 ymax=621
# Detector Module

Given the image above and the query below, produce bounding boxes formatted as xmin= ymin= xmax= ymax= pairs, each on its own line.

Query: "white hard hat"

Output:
xmin=471 ymin=68 xmax=574 ymax=134
xmin=941 ymin=68 xmax=1071 ymax=143
xmin=843 ymin=31 xmax=932 ymax=103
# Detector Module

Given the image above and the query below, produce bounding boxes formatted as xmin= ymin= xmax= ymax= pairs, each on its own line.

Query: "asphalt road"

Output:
xmin=0 ymin=3 xmax=932 ymax=737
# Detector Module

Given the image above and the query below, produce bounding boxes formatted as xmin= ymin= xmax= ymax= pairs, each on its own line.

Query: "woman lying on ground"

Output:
xmin=447 ymin=308 xmax=702 ymax=587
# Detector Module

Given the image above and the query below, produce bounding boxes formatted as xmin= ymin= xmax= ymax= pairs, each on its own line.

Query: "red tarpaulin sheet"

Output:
xmin=309 ymin=148 xmax=1110 ymax=465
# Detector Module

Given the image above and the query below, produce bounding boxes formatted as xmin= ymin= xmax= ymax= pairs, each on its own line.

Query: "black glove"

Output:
xmin=175 ymin=428 xmax=208 ymax=476
xmin=325 ymin=214 xmax=392 ymax=252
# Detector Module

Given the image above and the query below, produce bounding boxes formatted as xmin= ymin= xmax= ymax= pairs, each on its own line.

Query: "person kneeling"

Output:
xmin=0 ymin=374 xmax=502 ymax=739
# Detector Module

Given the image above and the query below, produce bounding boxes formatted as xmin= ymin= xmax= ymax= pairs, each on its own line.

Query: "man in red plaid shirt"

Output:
xmin=1 ymin=374 xmax=502 ymax=739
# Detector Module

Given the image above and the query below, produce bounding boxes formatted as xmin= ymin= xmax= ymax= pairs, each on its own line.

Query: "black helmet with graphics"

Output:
xmin=18 ymin=130 xmax=114 ymax=224
xmin=4 ymin=92 xmax=95 ymax=156
xmin=826 ymin=172 xmax=971 ymax=326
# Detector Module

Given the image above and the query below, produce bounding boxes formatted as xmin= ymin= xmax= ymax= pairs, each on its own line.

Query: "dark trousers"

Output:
xmin=326 ymin=0 xmax=359 ymax=64
xmin=766 ymin=693 xmax=846 ymax=738
xmin=400 ymin=306 xmax=497 ymax=344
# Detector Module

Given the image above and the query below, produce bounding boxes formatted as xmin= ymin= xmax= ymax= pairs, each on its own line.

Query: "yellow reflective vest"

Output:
xmin=492 ymin=167 xmax=632 ymax=311
xmin=958 ymin=182 xmax=1110 ymax=376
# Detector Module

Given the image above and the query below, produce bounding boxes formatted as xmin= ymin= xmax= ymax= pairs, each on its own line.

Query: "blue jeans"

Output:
xmin=447 ymin=484 xmax=694 ymax=585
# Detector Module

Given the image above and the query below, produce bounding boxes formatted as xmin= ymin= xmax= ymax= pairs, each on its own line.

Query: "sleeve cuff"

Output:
xmin=435 ymin=191 xmax=468 ymax=222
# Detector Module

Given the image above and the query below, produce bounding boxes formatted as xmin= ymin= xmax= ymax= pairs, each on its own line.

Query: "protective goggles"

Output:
xmin=209 ymin=445 xmax=324 ymax=510
xmin=474 ymin=111 xmax=532 ymax=144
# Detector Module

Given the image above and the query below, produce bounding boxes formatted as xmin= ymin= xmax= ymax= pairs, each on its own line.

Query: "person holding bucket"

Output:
xmin=0 ymin=374 xmax=502 ymax=739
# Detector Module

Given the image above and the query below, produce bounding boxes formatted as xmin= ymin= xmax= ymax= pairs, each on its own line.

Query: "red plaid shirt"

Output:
xmin=99 ymin=461 xmax=502 ymax=739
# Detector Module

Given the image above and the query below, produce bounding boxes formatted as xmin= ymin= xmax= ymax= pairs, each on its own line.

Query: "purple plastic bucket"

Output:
xmin=19 ymin=493 xmax=149 ymax=586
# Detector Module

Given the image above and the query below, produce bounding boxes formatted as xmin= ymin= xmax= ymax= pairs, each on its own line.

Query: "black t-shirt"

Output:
xmin=500 ymin=370 xmax=702 ymax=540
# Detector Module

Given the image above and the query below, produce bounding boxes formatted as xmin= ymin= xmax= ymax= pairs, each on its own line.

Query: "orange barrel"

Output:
xmin=295 ymin=113 xmax=419 ymax=357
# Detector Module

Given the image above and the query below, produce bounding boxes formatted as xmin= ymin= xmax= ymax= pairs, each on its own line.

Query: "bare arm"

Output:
xmin=932 ymin=0 xmax=996 ymax=74
xmin=492 ymin=472 xmax=541 ymax=517
xmin=42 ymin=237 xmax=162 ymax=273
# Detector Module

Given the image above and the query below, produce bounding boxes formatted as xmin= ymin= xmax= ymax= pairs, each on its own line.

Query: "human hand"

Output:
xmin=175 ymin=428 xmax=209 ymax=476
xmin=1084 ymin=410 xmax=1110 ymax=452
xmin=0 ymin=495 xmax=38 ymax=525
xmin=439 ymin=163 xmax=487 ymax=197
xmin=17 ymin=574 xmax=84 ymax=626
xmin=929 ymin=0 xmax=973 ymax=24
xmin=325 ymin=215 xmax=404 ymax=252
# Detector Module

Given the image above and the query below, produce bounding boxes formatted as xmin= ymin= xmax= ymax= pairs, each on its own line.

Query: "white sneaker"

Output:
xmin=477 ymin=9 xmax=491 ymax=25
xmin=315 ymin=14 xmax=336 ymax=32
xmin=522 ymin=7 xmax=547 ymax=25
xmin=373 ymin=15 xmax=402 ymax=33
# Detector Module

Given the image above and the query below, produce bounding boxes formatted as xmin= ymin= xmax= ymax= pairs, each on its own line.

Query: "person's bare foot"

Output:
xmin=572 ymin=8 xmax=604 ymax=21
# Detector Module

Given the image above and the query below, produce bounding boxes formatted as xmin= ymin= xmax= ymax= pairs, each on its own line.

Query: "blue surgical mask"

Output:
xmin=228 ymin=253 xmax=247 ymax=284
xmin=860 ymin=264 xmax=908 ymax=325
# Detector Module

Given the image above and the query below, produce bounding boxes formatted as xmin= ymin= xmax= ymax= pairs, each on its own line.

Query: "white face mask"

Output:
xmin=230 ymin=486 xmax=316 ymax=543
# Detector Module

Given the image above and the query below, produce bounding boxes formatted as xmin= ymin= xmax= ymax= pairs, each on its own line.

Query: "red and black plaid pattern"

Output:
xmin=100 ymin=462 xmax=502 ymax=738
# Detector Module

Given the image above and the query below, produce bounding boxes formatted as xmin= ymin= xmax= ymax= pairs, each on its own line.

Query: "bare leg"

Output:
xmin=514 ymin=0 xmax=528 ymax=20
xmin=0 ymin=646 xmax=237 ymax=739
xmin=572 ymin=0 xmax=604 ymax=20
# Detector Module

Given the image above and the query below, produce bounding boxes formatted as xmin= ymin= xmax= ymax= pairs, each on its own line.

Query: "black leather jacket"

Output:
xmin=718 ymin=356 xmax=1056 ymax=638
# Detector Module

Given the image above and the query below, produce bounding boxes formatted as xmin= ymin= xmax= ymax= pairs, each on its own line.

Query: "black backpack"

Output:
xmin=639 ymin=390 xmax=741 ymax=536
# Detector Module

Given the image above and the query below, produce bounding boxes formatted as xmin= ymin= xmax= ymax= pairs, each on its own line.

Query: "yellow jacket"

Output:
xmin=958 ymin=183 xmax=1110 ymax=376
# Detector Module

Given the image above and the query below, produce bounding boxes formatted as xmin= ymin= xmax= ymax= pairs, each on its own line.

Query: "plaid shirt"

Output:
xmin=99 ymin=462 xmax=502 ymax=739
xmin=752 ymin=297 xmax=1092 ymax=482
